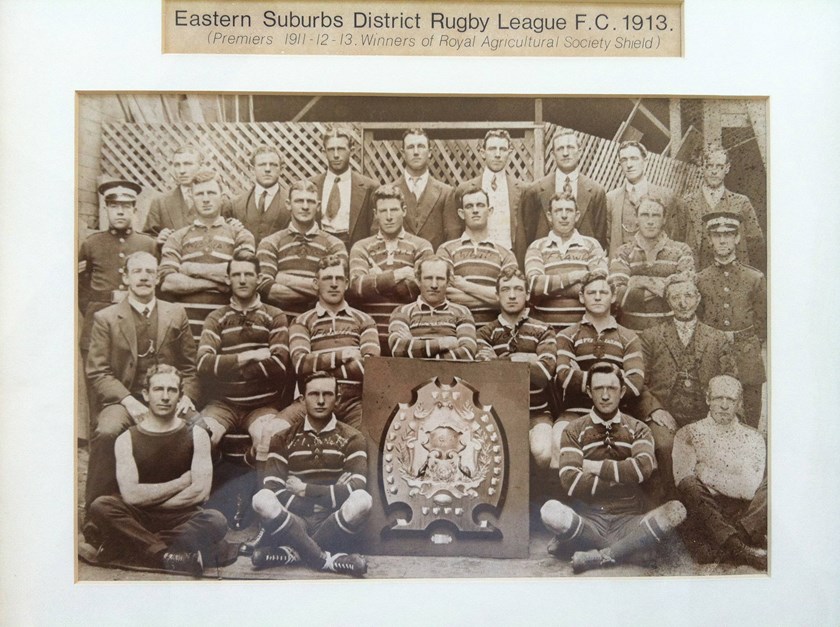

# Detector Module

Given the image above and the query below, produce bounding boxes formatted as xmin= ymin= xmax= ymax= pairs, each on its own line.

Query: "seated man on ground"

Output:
xmin=476 ymin=267 xmax=557 ymax=469
xmin=541 ymin=362 xmax=686 ymax=573
xmin=672 ymin=375 xmax=767 ymax=570
xmin=195 ymin=250 xmax=292 ymax=466
xmin=244 ymin=372 xmax=371 ymax=577
xmin=88 ymin=365 xmax=228 ymax=576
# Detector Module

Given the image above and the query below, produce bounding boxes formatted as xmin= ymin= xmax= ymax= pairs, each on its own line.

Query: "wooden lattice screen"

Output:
xmin=100 ymin=121 xmax=703 ymax=202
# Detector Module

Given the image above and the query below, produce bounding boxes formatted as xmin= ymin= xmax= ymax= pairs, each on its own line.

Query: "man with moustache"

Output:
xmin=673 ymin=375 xmax=767 ymax=570
xmin=388 ymin=255 xmax=477 ymax=361
xmin=226 ymin=145 xmax=290 ymax=245
xmin=84 ymin=252 xmax=199 ymax=515
xmin=88 ymin=365 xmax=228 ymax=575
xmin=349 ymin=184 xmax=433 ymax=354
xmin=438 ymin=184 xmax=518 ymax=327
xmin=541 ymin=362 xmax=686 ymax=573
xmin=522 ymin=128 xmax=608 ymax=248
xmin=681 ymin=144 xmax=765 ymax=271
xmin=389 ymin=128 xmax=459 ymax=249
xmin=257 ymin=179 xmax=348 ymax=320
xmin=524 ymin=193 xmax=607 ymax=333
xmin=310 ymin=127 xmax=379 ymax=249
xmin=637 ymin=273 xmax=736 ymax=501
xmin=79 ymin=180 xmax=156 ymax=359
xmin=605 ymin=141 xmax=681 ymax=258
xmin=454 ymin=129 xmax=528 ymax=266
xmin=609 ymin=195 xmax=695 ymax=331
xmin=159 ymin=169 xmax=256 ymax=342
xmin=476 ymin=268 xmax=557 ymax=468
xmin=696 ymin=212 xmax=767 ymax=429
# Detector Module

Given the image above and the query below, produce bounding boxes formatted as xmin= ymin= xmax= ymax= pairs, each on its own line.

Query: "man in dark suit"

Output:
xmin=143 ymin=145 xmax=204 ymax=245
xmin=522 ymin=128 xmax=608 ymax=249
xmin=389 ymin=128 xmax=459 ymax=250
xmin=309 ymin=127 xmax=379 ymax=249
xmin=85 ymin=251 xmax=200 ymax=514
xmin=225 ymin=145 xmax=290 ymax=245
xmin=636 ymin=273 xmax=736 ymax=502
xmin=605 ymin=140 xmax=682 ymax=258
xmin=454 ymin=129 xmax=528 ymax=266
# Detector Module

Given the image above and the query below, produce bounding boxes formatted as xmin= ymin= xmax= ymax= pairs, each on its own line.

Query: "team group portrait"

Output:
xmin=75 ymin=94 xmax=768 ymax=580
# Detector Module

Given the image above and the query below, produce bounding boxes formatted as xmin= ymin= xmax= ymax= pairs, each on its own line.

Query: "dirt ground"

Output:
xmin=76 ymin=446 xmax=762 ymax=582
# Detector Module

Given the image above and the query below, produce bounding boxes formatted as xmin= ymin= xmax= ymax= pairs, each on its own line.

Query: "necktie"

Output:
xmin=410 ymin=177 xmax=421 ymax=200
xmin=491 ymin=174 xmax=498 ymax=192
xmin=563 ymin=176 xmax=573 ymax=196
xmin=257 ymin=189 xmax=267 ymax=212
xmin=326 ymin=177 xmax=341 ymax=220
xmin=142 ymin=306 xmax=151 ymax=318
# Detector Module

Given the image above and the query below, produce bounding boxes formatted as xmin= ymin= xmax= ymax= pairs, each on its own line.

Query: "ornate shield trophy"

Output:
xmin=381 ymin=376 xmax=506 ymax=540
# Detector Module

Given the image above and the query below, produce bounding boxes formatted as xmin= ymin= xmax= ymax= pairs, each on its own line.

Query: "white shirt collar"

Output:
xmin=588 ymin=408 xmax=621 ymax=427
xmin=315 ymin=301 xmax=351 ymax=317
xmin=289 ymin=222 xmax=320 ymax=237
xmin=230 ymin=295 xmax=262 ymax=312
xmin=497 ymin=308 xmax=530 ymax=329
xmin=546 ymin=229 xmax=585 ymax=249
xmin=128 ymin=296 xmax=156 ymax=316
xmin=192 ymin=216 xmax=226 ymax=228
xmin=303 ymin=415 xmax=338 ymax=434
xmin=555 ymin=168 xmax=580 ymax=185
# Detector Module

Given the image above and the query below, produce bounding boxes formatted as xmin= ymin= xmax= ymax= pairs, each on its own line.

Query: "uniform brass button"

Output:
xmin=724 ymin=320 xmax=731 ymax=326
xmin=723 ymin=303 xmax=729 ymax=308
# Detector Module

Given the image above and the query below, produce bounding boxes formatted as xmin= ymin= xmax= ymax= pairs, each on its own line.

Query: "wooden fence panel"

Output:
xmin=100 ymin=121 xmax=703 ymax=208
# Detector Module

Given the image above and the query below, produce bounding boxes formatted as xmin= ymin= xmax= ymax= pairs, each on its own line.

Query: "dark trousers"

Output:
xmin=89 ymin=495 xmax=228 ymax=560
xmin=741 ymin=383 xmax=763 ymax=430
xmin=85 ymin=404 xmax=135 ymax=510
xmin=677 ymin=475 xmax=767 ymax=562
xmin=646 ymin=421 xmax=676 ymax=505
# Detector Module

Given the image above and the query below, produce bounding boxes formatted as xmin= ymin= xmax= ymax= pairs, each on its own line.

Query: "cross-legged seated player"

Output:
xmin=541 ymin=362 xmax=686 ymax=573
xmin=245 ymin=372 xmax=371 ymax=577
xmin=88 ymin=365 xmax=228 ymax=576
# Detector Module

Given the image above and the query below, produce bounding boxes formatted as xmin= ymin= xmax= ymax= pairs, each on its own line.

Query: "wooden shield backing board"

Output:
xmin=359 ymin=357 xmax=530 ymax=558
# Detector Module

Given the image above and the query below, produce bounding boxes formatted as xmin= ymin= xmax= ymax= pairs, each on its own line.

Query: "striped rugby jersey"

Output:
xmin=158 ymin=217 xmax=256 ymax=340
xmin=289 ymin=302 xmax=380 ymax=386
xmin=525 ymin=230 xmax=606 ymax=332
xmin=257 ymin=223 xmax=347 ymax=318
xmin=437 ymin=234 xmax=519 ymax=325
xmin=196 ymin=297 xmax=290 ymax=408
xmin=476 ymin=311 xmax=556 ymax=414
xmin=348 ymin=230 xmax=433 ymax=350
xmin=263 ymin=415 xmax=368 ymax=516
xmin=558 ymin=410 xmax=655 ymax=511
xmin=555 ymin=314 xmax=644 ymax=414
xmin=388 ymin=297 xmax=477 ymax=360
xmin=610 ymin=233 xmax=695 ymax=330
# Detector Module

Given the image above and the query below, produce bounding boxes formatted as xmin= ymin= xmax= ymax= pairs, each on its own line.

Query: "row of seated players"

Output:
xmin=80 ymin=240 xmax=766 ymax=576
xmin=86 ymin=361 xmax=765 ymax=578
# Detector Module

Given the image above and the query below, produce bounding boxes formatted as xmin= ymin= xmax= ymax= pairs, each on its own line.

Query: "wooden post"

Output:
xmin=533 ymin=98 xmax=545 ymax=178
xmin=669 ymin=99 xmax=682 ymax=157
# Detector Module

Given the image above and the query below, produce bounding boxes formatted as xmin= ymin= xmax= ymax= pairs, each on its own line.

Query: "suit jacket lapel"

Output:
xmin=117 ymin=300 xmax=137 ymax=356
xmin=662 ymin=322 xmax=684 ymax=364
xmin=155 ymin=301 xmax=173 ymax=350
xmin=576 ymin=175 xmax=593 ymax=226
xmin=348 ymin=171 xmax=366 ymax=238
xmin=414 ymin=178 xmax=442 ymax=234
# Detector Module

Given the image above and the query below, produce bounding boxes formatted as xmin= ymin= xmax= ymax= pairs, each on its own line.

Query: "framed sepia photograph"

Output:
xmin=75 ymin=91 xmax=769 ymax=581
